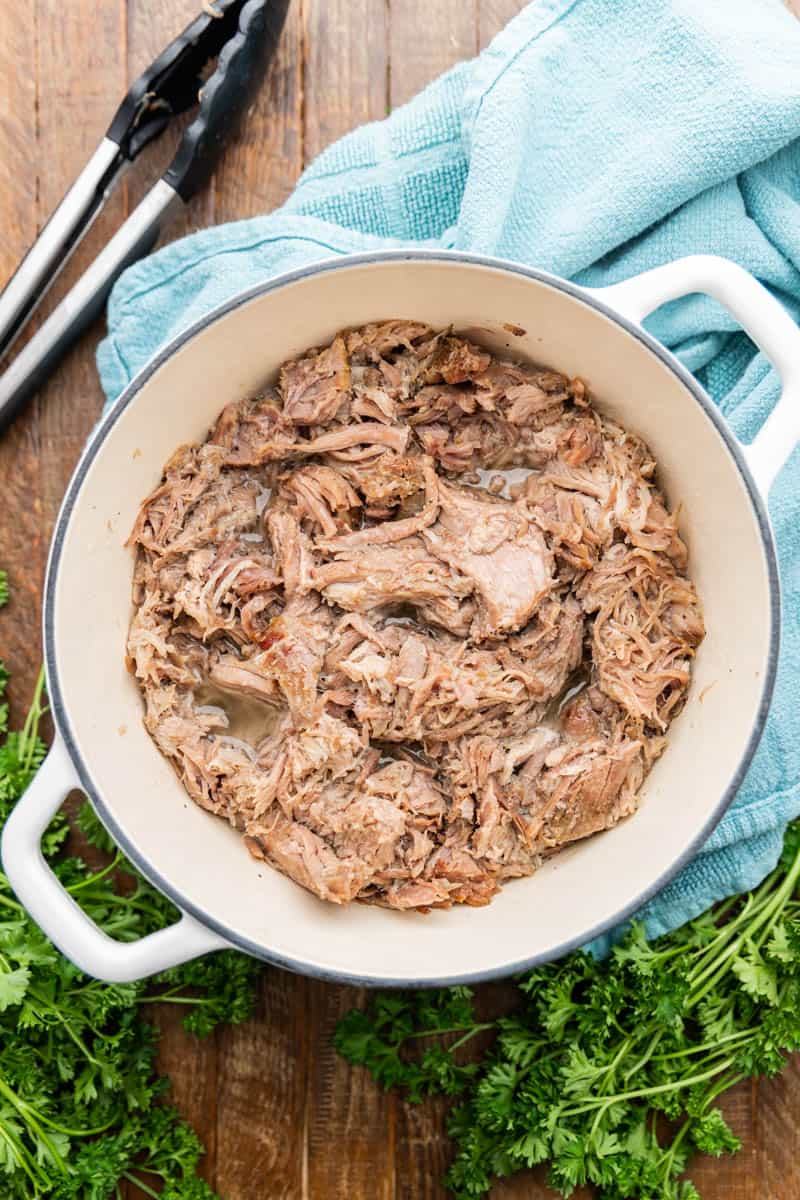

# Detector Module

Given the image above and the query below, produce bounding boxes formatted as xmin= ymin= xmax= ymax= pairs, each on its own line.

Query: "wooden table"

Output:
xmin=1 ymin=3 xmax=799 ymax=1197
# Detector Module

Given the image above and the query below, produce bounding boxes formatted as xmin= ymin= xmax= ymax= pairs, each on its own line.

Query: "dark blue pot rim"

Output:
xmin=43 ymin=249 xmax=781 ymax=988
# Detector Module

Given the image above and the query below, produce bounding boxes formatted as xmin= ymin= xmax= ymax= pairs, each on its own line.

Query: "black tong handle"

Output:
xmin=165 ymin=0 xmax=289 ymax=201
xmin=0 ymin=0 xmax=290 ymax=431
xmin=105 ymin=0 xmax=289 ymax=202
xmin=106 ymin=0 xmax=250 ymax=163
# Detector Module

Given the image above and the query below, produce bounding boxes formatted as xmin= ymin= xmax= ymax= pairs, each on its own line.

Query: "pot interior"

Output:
xmin=48 ymin=256 xmax=775 ymax=983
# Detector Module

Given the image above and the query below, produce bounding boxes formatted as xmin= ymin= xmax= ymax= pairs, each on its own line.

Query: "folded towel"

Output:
xmin=98 ymin=0 xmax=800 ymax=953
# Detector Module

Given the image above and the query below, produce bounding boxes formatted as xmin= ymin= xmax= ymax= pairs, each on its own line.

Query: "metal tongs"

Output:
xmin=0 ymin=0 xmax=289 ymax=431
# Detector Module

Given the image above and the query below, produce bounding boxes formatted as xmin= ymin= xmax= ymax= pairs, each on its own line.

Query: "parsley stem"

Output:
xmin=653 ymin=1027 xmax=753 ymax=1062
xmin=35 ymin=1112 xmax=121 ymax=1137
xmin=22 ymin=987 xmax=101 ymax=1065
xmin=122 ymin=1171 xmax=162 ymax=1199
xmin=703 ymin=1070 xmax=745 ymax=1110
xmin=66 ymin=850 xmax=124 ymax=892
xmin=140 ymin=982 xmax=187 ymax=1001
xmin=712 ymin=893 xmax=744 ymax=922
xmin=0 ymin=1078 xmax=68 ymax=1178
xmin=687 ymin=908 xmax=752 ymax=980
xmin=20 ymin=667 xmax=46 ymax=773
xmin=560 ymin=1057 xmax=735 ymax=1114
xmin=589 ymin=1097 xmax=613 ymax=1140
xmin=0 ymin=888 xmax=24 ymax=912
xmin=0 ymin=1119 xmax=43 ymax=1189
xmin=597 ymin=1036 xmax=632 ymax=1094
xmin=401 ymin=1022 xmax=493 ymax=1042
xmin=687 ymin=874 xmax=777 ymax=979
xmin=659 ymin=1114 xmax=691 ymax=1175
xmin=448 ymin=1025 xmax=494 ymax=1054
xmin=687 ymin=847 xmax=800 ymax=1008
xmin=622 ymin=1030 xmax=662 ymax=1083
xmin=138 ymin=994 xmax=212 ymax=1006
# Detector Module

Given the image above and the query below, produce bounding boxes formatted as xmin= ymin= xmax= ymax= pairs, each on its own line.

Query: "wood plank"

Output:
xmin=213 ymin=0 xmax=304 ymax=220
xmin=389 ymin=0 xmax=479 ymax=107
xmin=0 ymin=4 xmax=43 ymax=724
xmin=395 ymin=1092 xmax=451 ymax=1200
xmin=303 ymin=0 xmax=389 ymax=161
xmin=306 ymin=983 xmax=395 ymax=1200
xmin=34 ymin=0 xmax=127 ymax=538
xmin=681 ymin=1081 xmax=760 ymax=1200
xmin=758 ymin=1061 xmax=800 ymax=1200
xmin=479 ymin=0 xmax=526 ymax=49
xmin=144 ymin=1004 xmax=221 ymax=1188
xmin=0 ymin=10 xmax=37 ymax=282
xmin=215 ymin=971 xmax=309 ymax=1198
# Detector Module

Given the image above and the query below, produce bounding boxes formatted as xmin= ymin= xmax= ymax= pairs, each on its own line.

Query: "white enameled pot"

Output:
xmin=3 ymin=252 xmax=799 ymax=985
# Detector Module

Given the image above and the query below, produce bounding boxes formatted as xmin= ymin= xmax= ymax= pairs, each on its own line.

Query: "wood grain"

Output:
xmin=147 ymin=1001 xmax=221 ymax=1187
xmin=759 ymin=1067 xmax=800 ymax=1200
xmin=479 ymin=0 xmax=526 ymax=47
xmin=689 ymin=1081 xmax=760 ymax=1200
xmin=305 ymin=984 xmax=395 ymax=1200
xmin=213 ymin=0 xmax=304 ymax=220
xmin=2 ymin=2 xmax=800 ymax=1199
xmin=302 ymin=0 xmax=389 ymax=160
xmin=388 ymin=0 xmax=479 ymax=107
xmin=34 ymin=0 xmax=127 ymax=536
xmin=216 ymin=972 xmax=309 ymax=1198
xmin=0 ymin=3 xmax=41 ymax=725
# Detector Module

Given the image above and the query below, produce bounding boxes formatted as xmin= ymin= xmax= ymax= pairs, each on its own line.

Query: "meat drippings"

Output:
xmin=127 ymin=320 xmax=704 ymax=910
xmin=194 ymin=683 xmax=283 ymax=744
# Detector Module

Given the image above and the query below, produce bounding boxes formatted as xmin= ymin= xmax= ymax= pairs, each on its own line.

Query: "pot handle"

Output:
xmin=590 ymin=254 xmax=800 ymax=496
xmin=1 ymin=733 xmax=230 ymax=982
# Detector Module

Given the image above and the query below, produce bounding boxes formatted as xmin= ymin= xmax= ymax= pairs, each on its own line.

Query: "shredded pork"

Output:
xmin=127 ymin=321 xmax=704 ymax=910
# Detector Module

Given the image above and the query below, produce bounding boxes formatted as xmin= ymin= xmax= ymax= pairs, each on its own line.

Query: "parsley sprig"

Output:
xmin=337 ymin=826 xmax=800 ymax=1198
xmin=0 ymin=573 xmax=260 ymax=1198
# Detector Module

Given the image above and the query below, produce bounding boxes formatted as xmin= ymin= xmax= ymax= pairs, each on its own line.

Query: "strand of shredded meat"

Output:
xmin=127 ymin=320 xmax=704 ymax=910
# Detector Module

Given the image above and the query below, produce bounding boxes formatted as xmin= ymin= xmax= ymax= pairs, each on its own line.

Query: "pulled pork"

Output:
xmin=127 ymin=321 xmax=704 ymax=910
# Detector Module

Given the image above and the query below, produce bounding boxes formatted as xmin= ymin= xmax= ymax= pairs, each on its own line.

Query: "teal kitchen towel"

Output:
xmin=97 ymin=0 xmax=800 ymax=952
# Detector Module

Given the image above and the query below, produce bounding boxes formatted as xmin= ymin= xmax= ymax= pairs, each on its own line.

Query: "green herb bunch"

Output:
xmin=0 ymin=570 xmax=260 ymax=1198
xmin=337 ymin=824 xmax=800 ymax=1199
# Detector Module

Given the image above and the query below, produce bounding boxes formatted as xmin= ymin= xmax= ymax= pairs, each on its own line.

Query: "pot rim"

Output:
xmin=43 ymin=249 xmax=782 ymax=986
